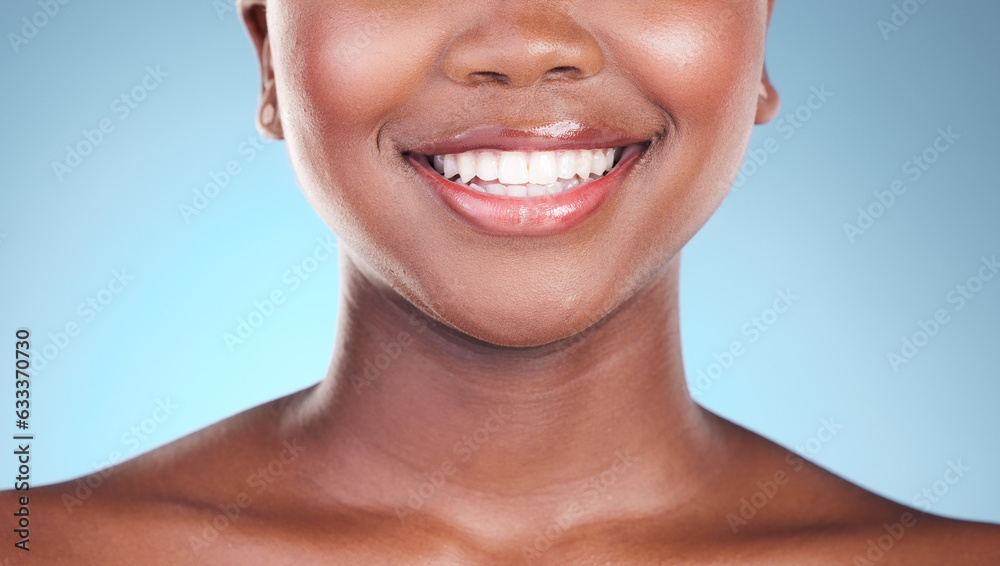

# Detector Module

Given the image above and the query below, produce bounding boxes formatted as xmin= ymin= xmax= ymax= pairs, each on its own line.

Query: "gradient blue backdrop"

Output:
xmin=2 ymin=1 xmax=998 ymax=523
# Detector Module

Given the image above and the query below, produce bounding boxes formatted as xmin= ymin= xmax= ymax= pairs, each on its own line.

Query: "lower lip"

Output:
xmin=407 ymin=148 xmax=643 ymax=237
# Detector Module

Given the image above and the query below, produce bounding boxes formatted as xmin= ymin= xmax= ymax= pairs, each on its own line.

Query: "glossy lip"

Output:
xmin=405 ymin=122 xmax=649 ymax=155
xmin=406 ymin=141 xmax=646 ymax=237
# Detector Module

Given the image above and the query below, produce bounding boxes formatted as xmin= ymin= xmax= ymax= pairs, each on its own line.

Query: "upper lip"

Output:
xmin=403 ymin=121 xmax=652 ymax=156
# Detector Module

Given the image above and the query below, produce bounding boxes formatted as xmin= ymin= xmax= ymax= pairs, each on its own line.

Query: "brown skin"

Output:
xmin=12 ymin=0 xmax=1000 ymax=564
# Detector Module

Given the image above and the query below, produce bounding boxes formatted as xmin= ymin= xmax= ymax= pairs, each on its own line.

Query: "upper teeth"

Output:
xmin=428 ymin=148 xmax=621 ymax=194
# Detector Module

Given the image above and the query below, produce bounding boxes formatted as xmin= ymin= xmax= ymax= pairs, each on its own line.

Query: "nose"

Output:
xmin=442 ymin=5 xmax=605 ymax=88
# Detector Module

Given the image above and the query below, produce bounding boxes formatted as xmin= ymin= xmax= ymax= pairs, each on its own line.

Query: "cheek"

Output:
xmin=609 ymin=1 xmax=767 ymax=239
xmin=273 ymin=7 xmax=410 ymax=171
xmin=274 ymin=4 xmax=425 ymax=125
xmin=271 ymin=5 xmax=442 ymax=252
xmin=619 ymin=2 xmax=766 ymax=131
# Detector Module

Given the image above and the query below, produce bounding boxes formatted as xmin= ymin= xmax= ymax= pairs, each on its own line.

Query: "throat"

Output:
xmin=280 ymin=251 xmax=715 ymax=537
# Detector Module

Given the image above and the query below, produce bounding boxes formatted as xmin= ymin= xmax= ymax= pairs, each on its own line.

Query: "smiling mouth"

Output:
xmin=409 ymin=145 xmax=645 ymax=198
xmin=401 ymin=122 xmax=652 ymax=235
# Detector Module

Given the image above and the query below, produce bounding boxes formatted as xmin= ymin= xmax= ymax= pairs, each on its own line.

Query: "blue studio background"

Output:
xmin=2 ymin=1 xmax=998 ymax=523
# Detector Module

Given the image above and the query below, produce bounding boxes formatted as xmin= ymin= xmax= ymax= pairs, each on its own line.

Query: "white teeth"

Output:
xmin=443 ymin=154 xmax=459 ymax=179
xmin=590 ymin=149 xmax=607 ymax=176
xmin=555 ymin=150 xmax=577 ymax=180
xmin=527 ymin=151 xmax=558 ymax=185
xmin=575 ymin=150 xmax=593 ymax=179
xmin=463 ymin=175 xmax=591 ymax=197
xmin=457 ymin=152 xmax=477 ymax=183
xmin=425 ymin=145 xmax=637 ymax=197
xmin=497 ymin=151 xmax=528 ymax=184
xmin=526 ymin=183 xmax=548 ymax=197
xmin=560 ymin=178 xmax=581 ymax=193
xmin=476 ymin=151 xmax=500 ymax=181
xmin=506 ymin=184 xmax=528 ymax=197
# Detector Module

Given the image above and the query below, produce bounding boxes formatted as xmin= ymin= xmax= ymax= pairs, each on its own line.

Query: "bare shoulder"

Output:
xmin=702 ymin=414 xmax=1000 ymax=564
xmin=6 ymin=389 xmax=314 ymax=565
xmin=890 ymin=515 xmax=1000 ymax=563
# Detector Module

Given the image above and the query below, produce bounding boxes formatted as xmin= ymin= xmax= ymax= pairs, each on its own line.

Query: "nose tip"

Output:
xmin=443 ymin=7 xmax=605 ymax=88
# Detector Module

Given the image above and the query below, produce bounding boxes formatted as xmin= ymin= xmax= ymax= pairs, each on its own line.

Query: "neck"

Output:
xmin=282 ymin=249 xmax=725 ymax=535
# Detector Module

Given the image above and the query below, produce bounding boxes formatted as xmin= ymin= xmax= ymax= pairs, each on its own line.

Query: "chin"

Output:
xmin=426 ymin=287 xmax=614 ymax=348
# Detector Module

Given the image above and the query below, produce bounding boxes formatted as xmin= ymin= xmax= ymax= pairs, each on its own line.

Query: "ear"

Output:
xmin=754 ymin=0 xmax=779 ymax=125
xmin=754 ymin=64 xmax=780 ymax=124
xmin=239 ymin=0 xmax=284 ymax=139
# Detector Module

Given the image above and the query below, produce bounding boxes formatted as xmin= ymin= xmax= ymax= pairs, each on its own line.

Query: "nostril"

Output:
xmin=547 ymin=66 xmax=580 ymax=79
xmin=467 ymin=66 xmax=580 ymax=87
xmin=442 ymin=10 xmax=605 ymax=89
xmin=468 ymin=71 xmax=510 ymax=85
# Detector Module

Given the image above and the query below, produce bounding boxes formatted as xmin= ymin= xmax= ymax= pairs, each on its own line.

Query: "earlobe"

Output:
xmin=239 ymin=0 xmax=284 ymax=139
xmin=754 ymin=65 xmax=780 ymax=125
xmin=259 ymin=100 xmax=283 ymax=139
xmin=256 ymin=38 xmax=284 ymax=139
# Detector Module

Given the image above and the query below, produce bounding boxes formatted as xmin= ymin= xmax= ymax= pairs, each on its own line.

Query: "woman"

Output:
xmin=21 ymin=0 xmax=1000 ymax=563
